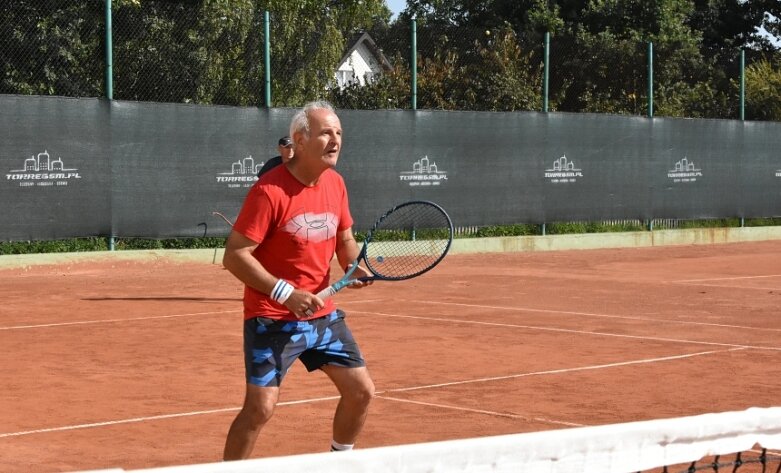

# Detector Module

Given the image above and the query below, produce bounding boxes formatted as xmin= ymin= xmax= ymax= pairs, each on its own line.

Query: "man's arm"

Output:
xmin=223 ymin=230 xmax=323 ymax=316
xmin=223 ymin=230 xmax=275 ymax=291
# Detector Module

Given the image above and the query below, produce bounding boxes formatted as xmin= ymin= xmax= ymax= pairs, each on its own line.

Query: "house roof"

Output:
xmin=337 ymin=31 xmax=393 ymax=72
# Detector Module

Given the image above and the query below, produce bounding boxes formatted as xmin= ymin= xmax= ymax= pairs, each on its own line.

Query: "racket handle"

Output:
xmin=315 ymin=285 xmax=338 ymax=300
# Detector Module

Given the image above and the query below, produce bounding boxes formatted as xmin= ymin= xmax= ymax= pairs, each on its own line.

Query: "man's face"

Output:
xmin=296 ymin=109 xmax=342 ymax=168
xmin=278 ymin=144 xmax=294 ymax=162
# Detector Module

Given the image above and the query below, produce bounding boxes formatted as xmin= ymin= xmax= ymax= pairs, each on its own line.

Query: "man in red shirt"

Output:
xmin=222 ymin=101 xmax=375 ymax=460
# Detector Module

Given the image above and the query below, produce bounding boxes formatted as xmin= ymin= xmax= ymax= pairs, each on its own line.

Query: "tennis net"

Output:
xmin=82 ymin=407 xmax=781 ymax=473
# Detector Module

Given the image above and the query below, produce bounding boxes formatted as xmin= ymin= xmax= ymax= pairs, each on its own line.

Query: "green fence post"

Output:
xmin=411 ymin=18 xmax=417 ymax=110
xmin=105 ymin=0 xmax=113 ymax=100
xmin=739 ymin=49 xmax=745 ymax=228
xmin=647 ymin=41 xmax=653 ymax=118
xmin=543 ymin=32 xmax=550 ymax=113
xmin=740 ymin=49 xmax=745 ymax=121
xmin=263 ymin=11 xmax=271 ymax=108
xmin=105 ymin=0 xmax=115 ymax=251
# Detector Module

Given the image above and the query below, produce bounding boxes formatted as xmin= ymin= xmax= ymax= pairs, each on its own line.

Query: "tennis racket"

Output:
xmin=316 ymin=200 xmax=454 ymax=300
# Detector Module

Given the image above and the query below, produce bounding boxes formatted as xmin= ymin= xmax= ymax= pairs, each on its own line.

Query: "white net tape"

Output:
xmin=78 ymin=406 xmax=781 ymax=473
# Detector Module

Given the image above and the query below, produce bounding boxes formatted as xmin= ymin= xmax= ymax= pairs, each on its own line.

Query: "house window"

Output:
xmin=336 ymin=70 xmax=354 ymax=88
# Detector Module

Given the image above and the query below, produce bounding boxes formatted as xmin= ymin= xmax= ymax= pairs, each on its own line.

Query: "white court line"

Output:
xmin=0 ymin=301 xmax=389 ymax=331
xmin=379 ymin=348 xmax=747 ymax=393
xmin=0 ymin=395 xmax=338 ymax=439
xmin=0 ymin=349 xmax=732 ymax=439
xmin=672 ymin=274 xmax=781 ymax=283
xmin=348 ymin=309 xmax=781 ymax=351
xmin=375 ymin=395 xmax=585 ymax=428
xmin=671 ymin=282 xmax=781 ymax=291
xmin=370 ymin=299 xmax=781 ymax=333
xmin=0 ymin=310 xmax=240 ymax=331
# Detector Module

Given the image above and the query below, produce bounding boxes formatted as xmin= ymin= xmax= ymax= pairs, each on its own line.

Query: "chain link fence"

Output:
xmin=2 ymin=1 xmax=779 ymax=118
xmin=112 ymin=1 xmax=264 ymax=105
xmin=1 ymin=0 xmax=104 ymax=97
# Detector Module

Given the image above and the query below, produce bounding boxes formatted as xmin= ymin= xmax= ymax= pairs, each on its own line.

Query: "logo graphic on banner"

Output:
xmin=216 ymin=155 xmax=261 ymax=188
xmin=6 ymin=150 xmax=82 ymax=187
xmin=545 ymin=155 xmax=582 ymax=183
xmin=399 ymin=155 xmax=448 ymax=187
xmin=668 ymin=157 xmax=702 ymax=183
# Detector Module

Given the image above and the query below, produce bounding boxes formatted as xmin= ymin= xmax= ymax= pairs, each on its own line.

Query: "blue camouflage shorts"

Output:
xmin=243 ymin=309 xmax=366 ymax=387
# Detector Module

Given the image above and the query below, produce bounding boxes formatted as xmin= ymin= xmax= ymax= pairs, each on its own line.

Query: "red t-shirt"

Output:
xmin=232 ymin=165 xmax=353 ymax=321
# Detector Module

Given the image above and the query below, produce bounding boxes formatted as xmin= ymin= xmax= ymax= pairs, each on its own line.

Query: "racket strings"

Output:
xmin=365 ymin=203 xmax=452 ymax=279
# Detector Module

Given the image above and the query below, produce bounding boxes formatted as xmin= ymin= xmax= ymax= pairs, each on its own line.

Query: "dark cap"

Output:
xmin=278 ymin=136 xmax=293 ymax=147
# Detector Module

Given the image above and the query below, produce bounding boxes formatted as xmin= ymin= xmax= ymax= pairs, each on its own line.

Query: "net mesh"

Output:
xmin=88 ymin=407 xmax=781 ymax=473
xmin=364 ymin=202 xmax=453 ymax=280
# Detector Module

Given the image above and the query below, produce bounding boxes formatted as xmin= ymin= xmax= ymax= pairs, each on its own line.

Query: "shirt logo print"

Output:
xmin=283 ymin=212 xmax=338 ymax=243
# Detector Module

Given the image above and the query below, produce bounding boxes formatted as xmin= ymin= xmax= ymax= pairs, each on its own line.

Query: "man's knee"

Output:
xmin=240 ymin=387 xmax=278 ymax=428
xmin=241 ymin=403 xmax=274 ymax=429
xmin=347 ymin=378 xmax=375 ymax=407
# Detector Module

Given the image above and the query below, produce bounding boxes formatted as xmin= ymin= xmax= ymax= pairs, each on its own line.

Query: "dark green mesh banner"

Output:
xmin=1 ymin=96 xmax=780 ymax=241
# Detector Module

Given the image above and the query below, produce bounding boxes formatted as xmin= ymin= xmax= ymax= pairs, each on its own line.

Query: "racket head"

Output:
xmin=362 ymin=200 xmax=453 ymax=280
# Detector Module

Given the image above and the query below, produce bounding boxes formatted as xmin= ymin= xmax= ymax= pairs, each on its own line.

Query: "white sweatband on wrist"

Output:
xmin=271 ymin=279 xmax=294 ymax=304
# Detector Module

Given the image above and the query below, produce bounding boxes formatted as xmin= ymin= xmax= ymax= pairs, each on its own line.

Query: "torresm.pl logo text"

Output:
xmin=6 ymin=150 xmax=81 ymax=187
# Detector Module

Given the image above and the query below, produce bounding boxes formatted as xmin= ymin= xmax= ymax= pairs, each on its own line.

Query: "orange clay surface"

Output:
xmin=1 ymin=241 xmax=780 ymax=472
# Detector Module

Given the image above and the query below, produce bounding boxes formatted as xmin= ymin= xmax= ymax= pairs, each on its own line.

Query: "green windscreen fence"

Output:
xmin=1 ymin=96 xmax=780 ymax=241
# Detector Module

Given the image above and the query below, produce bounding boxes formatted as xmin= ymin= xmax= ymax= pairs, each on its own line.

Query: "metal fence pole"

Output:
xmin=105 ymin=0 xmax=113 ymax=100
xmin=647 ymin=41 xmax=653 ymax=118
xmin=543 ymin=32 xmax=550 ymax=113
xmin=105 ymin=0 xmax=115 ymax=251
xmin=263 ymin=10 xmax=271 ymax=108
xmin=740 ymin=49 xmax=745 ymax=121
xmin=411 ymin=18 xmax=417 ymax=110
xmin=739 ymin=49 xmax=746 ymax=228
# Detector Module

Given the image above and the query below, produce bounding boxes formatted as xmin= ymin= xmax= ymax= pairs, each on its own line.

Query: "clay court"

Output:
xmin=1 ymin=240 xmax=780 ymax=472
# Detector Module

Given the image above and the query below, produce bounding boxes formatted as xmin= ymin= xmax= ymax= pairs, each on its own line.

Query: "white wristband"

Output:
xmin=271 ymin=279 xmax=294 ymax=304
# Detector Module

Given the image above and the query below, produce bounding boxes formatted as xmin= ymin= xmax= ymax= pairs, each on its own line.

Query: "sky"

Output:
xmin=386 ymin=0 xmax=405 ymax=20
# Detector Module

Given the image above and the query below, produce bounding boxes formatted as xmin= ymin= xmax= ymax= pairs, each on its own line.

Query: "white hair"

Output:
xmin=289 ymin=100 xmax=335 ymax=139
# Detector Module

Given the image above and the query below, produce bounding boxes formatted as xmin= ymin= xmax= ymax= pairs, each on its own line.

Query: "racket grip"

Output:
xmin=315 ymin=286 xmax=338 ymax=300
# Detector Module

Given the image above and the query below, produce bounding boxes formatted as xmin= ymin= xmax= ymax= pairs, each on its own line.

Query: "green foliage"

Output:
xmin=0 ymin=237 xmax=226 ymax=255
xmin=414 ymin=26 xmax=542 ymax=111
xmin=329 ymin=57 xmax=411 ymax=109
xmin=264 ymin=0 xmax=391 ymax=106
xmin=473 ymin=224 xmax=540 ymax=237
xmin=674 ymin=218 xmax=741 ymax=229
xmin=0 ymin=1 xmax=104 ymax=96
xmin=7 ymin=219 xmax=781 ymax=255
xmin=399 ymin=0 xmax=779 ymax=118
xmin=546 ymin=220 xmax=645 ymax=234
xmin=745 ymin=217 xmax=781 ymax=227
xmin=2 ymin=0 xmax=781 ymax=115
xmin=744 ymin=57 xmax=781 ymax=121
xmin=556 ymin=30 xmax=648 ymax=114
xmin=0 ymin=237 xmax=108 ymax=255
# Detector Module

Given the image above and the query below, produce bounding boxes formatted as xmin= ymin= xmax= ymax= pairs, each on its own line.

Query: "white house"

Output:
xmin=334 ymin=31 xmax=392 ymax=89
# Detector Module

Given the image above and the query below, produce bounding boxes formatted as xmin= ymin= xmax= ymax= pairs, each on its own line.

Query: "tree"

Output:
xmin=689 ymin=0 xmax=781 ymax=55
xmin=1 ymin=0 xmax=393 ymax=107
xmin=744 ymin=57 xmax=781 ymax=121
xmin=396 ymin=0 xmax=780 ymax=118
xmin=263 ymin=0 xmax=391 ymax=106
xmin=0 ymin=1 xmax=104 ymax=96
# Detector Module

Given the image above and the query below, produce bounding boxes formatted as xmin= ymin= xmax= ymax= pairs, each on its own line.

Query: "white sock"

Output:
xmin=330 ymin=439 xmax=354 ymax=451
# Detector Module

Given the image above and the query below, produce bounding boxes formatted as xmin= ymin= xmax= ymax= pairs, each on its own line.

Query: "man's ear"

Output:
xmin=292 ymin=131 xmax=304 ymax=149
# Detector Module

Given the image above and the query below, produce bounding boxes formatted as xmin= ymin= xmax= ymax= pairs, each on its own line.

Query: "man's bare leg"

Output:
xmin=321 ymin=365 xmax=375 ymax=448
xmin=223 ymin=384 xmax=279 ymax=460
